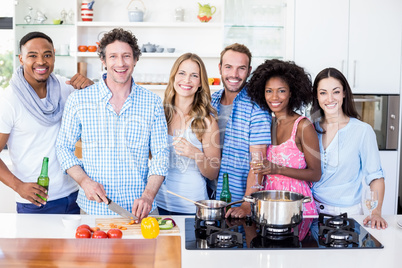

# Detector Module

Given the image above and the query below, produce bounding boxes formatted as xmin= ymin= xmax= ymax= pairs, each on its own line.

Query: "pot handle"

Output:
xmin=243 ymin=196 xmax=255 ymax=203
xmin=225 ymin=196 xmax=255 ymax=207
xmin=302 ymin=196 xmax=312 ymax=203
xmin=225 ymin=200 xmax=244 ymax=207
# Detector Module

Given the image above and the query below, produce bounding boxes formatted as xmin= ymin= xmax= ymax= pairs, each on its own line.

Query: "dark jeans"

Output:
xmin=157 ymin=206 xmax=195 ymax=216
xmin=17 ymin=190 xmax=80 ymax=214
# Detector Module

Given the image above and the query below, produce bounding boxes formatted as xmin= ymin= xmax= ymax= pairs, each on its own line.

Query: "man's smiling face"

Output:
xmin=19 ymin=37 xmax=55 ymax=85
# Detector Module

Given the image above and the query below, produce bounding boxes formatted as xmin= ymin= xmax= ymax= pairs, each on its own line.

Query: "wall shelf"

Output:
xmin=15 ymin=24 xmax=75 ymax=26
xmin=76 ymin=21 xmax=223 ymax=28
xmin=77 ymin=52 xmax=219 ymax=58
xmin=14 ymin=0 xmax=288 ymax=85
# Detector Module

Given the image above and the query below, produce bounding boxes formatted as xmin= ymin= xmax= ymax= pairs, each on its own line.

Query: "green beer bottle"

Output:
xmin=220 ymin=173 xmax=232 ymax=209
xmin=37 ymin=157 xmax=49 ymax=202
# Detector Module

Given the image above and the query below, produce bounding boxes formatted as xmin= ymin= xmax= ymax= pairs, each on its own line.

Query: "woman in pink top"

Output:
xmin=247 ymin=59 xmax=321 ymax=216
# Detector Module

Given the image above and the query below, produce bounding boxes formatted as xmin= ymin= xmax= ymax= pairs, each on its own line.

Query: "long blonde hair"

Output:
xmin=164 ymin=53 xmax=217 ymax=140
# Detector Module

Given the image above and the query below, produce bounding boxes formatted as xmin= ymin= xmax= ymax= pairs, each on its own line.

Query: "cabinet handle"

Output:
xmin=353 ymin=60 xmax=357 ymax=88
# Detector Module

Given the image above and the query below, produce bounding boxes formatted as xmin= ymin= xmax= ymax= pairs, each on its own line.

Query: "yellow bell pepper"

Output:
xmin=141 ymin=217 xmax=160 ymax=239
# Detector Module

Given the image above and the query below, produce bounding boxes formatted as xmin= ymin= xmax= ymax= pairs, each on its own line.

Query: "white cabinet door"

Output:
xmin=348 ymin=0 xmax=402 ymax=94
xmin=377 ymin=151 xmax=398 ymax=215
xmin=361 ymin=152 xmax=397 ymax=216
xmin=294 ymin=0 xmax=349 ymax=79
xmin=294 ymin=0 xmax=402 ymax=94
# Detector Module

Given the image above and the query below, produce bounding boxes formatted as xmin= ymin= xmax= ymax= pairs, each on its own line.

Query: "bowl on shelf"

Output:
xmin=145 ymin=47 xmax=156 ymax=53
xmin=62 ymin=215 xmax=81 ymax=230
xmin=156 ymin=47 xmax=164 ymax=53
xmin=167 ymin=48 xmax=175 ymax=53
xmin=87 ymin=45 xmax=97 ymax=52
xmin=53 ymin=19 xmax=61 ymax=25
xmin=78 ymin=46 xmax=88 ymax=52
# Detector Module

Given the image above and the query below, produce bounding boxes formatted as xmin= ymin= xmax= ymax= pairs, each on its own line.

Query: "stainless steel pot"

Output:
xmin=195 ymin=199 xmax=246 ymax=220
xmin=247 ymin=190 xmax=312 ymax=228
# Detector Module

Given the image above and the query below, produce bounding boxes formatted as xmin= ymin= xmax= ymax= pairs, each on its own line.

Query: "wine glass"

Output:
xmin=364 ymin=189 xmax=378 ymax=228
xmin=250 ymin=151 xmax=264 ymax=189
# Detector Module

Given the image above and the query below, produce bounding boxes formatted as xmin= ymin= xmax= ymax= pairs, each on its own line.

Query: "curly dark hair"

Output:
xmin=98 ymin=28 xmax=141 ymax=61
xmin=247 ymin=59 xmax=312 ymax=114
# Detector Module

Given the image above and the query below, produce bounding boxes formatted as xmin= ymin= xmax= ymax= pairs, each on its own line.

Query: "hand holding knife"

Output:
xmin=106 ymin=196 xmax=138 ymax=221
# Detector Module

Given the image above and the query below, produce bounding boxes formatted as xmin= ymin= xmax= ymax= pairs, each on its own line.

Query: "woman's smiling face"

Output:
xmin=174 ymin=59 xmax=201 ymax=98
xmin=265 ymin=76 xmax=291 ymax=115
xmin=317 ymin=77 xmax=345 ymax=117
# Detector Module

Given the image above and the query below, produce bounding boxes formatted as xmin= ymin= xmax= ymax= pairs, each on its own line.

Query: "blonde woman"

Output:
xmin=155 ymin=53 xmax=220 ymax=215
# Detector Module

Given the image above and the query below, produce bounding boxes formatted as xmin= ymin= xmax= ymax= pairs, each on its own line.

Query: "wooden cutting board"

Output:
xmin=0 ymin=236 xmax=181 ymax=268
xmin=96 ymin=217 xmax=180 ymax=235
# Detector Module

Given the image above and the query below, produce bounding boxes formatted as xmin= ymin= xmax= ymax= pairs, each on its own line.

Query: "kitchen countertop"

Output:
xmin=0 ymin=213 xmax=401 ymax=268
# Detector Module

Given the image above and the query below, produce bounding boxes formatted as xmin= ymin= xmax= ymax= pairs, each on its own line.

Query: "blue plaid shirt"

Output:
xmin=212 ymin=87 xmax=271 ymax=203
xmin=56 ymin=74 xmax=169 ymax=215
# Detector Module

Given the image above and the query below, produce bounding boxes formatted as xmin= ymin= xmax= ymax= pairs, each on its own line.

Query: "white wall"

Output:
xmin=0 ymin=150 xmax=17 ymax=213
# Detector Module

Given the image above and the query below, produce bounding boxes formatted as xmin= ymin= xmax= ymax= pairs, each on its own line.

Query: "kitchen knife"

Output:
xmin=106 ymin=197 xmax=138 ymax=220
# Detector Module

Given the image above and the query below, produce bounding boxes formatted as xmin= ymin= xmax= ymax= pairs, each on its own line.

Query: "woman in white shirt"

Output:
xmin=155 ymin=53 xmax=220 ymax=215
xmin=310 ymin=67 xmax=387 ymax=229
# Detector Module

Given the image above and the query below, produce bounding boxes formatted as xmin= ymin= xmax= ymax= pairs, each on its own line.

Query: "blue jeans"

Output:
xmin=157 ymin=206 xmax=195 ymax=216
xmin=17 ymin=190 xmax=80 ymax=214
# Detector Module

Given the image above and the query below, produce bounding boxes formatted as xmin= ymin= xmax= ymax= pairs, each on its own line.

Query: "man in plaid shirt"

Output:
xmin=56 ymin=28 xmax=169 ymax=220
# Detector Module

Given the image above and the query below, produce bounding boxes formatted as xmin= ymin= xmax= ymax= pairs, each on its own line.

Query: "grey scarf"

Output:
xmin=10 ymin=66 xmax=66 ymax=126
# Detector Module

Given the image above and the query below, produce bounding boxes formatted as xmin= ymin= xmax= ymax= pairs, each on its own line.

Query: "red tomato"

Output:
xmin=92 ymin=230 xmax=108 ymax=239
xmin=75 ymin=228 xmax=91 ymax=239
xmin=76 ymin=224 xmax=91 ymax=231
xmin=107 ymin=228 xmax=123 ymax=239
xmin=90 ymin=227 xmax=100 ymax=232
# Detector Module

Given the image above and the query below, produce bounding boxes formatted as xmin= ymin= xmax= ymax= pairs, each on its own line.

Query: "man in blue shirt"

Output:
xmin=56 ymin=28 xmax=169 ymax=220
xmin=211 ymin=43 xmax=271 ymax=218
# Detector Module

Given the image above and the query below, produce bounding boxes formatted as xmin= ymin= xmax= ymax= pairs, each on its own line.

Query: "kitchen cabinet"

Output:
xmin=294 ymin=0 xmax=402 ymax=94
xmin=13 ymin=0 xmax=290 ymax=97
xmin=295 ymin=0 xmax=401 ymax=215
xmin=223 ymin=0 xmax=289 ymax=67
xmin=13 ymin=0 xmax=226 ymax=96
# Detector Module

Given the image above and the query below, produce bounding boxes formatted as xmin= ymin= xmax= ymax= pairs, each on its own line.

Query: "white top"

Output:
xmin=156 ymin=126 xmax=208 ymax=214
xmin=0 ymin=75 xmax=79 ymax=203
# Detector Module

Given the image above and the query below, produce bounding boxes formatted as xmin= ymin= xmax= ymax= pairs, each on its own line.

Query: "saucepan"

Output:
xmin=195 ymin=199 xmax=252 ymax=220
xmin=247 ymin=190 xmax=312 ymax=228
xmin=166 ymin=190 xmax=249 ymax=220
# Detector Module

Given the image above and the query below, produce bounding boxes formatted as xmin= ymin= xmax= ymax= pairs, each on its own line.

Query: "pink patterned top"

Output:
xmin=263 ymin=116 xmax=317 ymax=216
